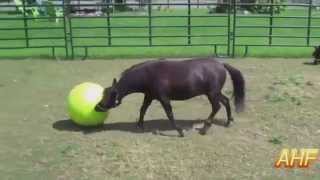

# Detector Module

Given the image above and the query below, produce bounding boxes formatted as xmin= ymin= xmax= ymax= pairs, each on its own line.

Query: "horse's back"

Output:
xmin=141 ymin=58 xmax=227 ymax=99
xmin=149 ymin=58 xmax=226 ymax=82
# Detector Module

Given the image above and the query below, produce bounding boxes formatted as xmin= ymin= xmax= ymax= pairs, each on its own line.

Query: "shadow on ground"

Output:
xmin=53 ymin=118 xmax=228 ymax=135
xmin=303 ymin=61 xmax=318 ymax=65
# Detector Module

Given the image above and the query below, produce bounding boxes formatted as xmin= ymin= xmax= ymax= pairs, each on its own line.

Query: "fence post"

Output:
xmin=227 ymin=0 xmax=231 ymax=56
xmin=232 ymin=0 xmax=236 ymax=57
xmin=62 ymin=0 xmax=69 ymax=58
xmin=187 ymin=0 xmax=191 ymax=45
xmin=52 ymin=47 xmax=56 ymax=57
xmin=67 ymin=4 xmax=74 ymax=59
xmin=148 ymin=0 xmax=152 ymax=46
xmin=106 ymin=1 xmax=112 ymax=46
xmin=68 ymin=18 xmax=74 ymax=59
xmin=269 ymin=0 xmax=274 ymax=45
xmin=22 ymin=0 xmax=29 ymax=47
xmin=306 ymin=0 xmax=312 ymax=46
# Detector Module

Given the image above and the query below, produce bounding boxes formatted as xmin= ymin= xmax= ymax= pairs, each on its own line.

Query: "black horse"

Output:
xmin=313 ymin=46 xmax=320 ymax=65
xmin=95 ymin=58 xmax=245 ymax=137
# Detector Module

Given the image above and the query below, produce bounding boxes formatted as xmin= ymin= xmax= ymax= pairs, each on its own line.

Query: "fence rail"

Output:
xmin=0 ymin=0 xmax=319 ymax=58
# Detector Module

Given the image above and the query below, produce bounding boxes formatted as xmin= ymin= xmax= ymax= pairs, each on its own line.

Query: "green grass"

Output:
xmin=0 ymin=8 xmax=319 ymax=59
xmin=0 ymin=58 xmax=320 ymax=179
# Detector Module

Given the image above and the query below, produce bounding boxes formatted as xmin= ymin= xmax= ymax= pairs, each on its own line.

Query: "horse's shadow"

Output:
xmin=52 ymin=118 xmax=228 ymax=135
xmin=303 ymin=61 xmax=318 ymax=65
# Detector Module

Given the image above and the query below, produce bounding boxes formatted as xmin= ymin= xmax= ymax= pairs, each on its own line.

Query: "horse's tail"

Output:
xmin=223 ymin=63 xmax=245 ymax=112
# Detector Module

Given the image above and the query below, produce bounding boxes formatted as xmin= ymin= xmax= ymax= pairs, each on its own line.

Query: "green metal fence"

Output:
xmin=0 ymin=1 xmax=68 ymax=57
xmin=0 ymin=0 xmax=319 ymax=58
xmin=232 ymin=0 xmax=320 ymax=56
xmin=67 ymin=1 xmax=230 ymax=59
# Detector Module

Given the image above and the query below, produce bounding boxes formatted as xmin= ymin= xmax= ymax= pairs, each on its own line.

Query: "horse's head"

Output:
xmin=313 ymin=46 xmax=320 ymax=60
xmin=95 ymin=78 xmax=122 ymax=112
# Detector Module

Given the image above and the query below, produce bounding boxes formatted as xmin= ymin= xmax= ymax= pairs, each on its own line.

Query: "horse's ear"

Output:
xmin=112 ymin=78 xmax=117 ymax=87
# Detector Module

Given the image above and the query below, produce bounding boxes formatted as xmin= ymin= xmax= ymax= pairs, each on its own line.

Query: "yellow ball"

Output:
xmin=68 ymin=82 xmax=108 ymax=126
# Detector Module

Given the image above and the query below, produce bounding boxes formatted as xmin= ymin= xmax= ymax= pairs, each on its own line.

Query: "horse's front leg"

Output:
xmin=159 ymin=98 xmax=184 ymax=137
xmin=137 ymin=95 xmax=152 ymax=130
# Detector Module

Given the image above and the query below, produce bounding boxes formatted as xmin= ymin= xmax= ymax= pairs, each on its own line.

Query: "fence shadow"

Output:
xmin=52 ymin=118 xmax=228 ymax=135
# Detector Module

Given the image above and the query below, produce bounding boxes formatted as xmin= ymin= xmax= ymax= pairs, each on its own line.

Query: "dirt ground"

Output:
xmin=0 ymin=58 xmax=319 ymax=180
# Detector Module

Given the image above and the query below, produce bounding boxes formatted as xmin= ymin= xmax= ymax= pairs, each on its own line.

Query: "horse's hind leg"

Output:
xmin=207 ymin=94 xmax=221 ymax=120
xmin=159 ymin=98 xmax=184 ymax=137
xmin=219 ymin=93 xmax=234 ymax=127
xmin=137 ymin=95 xmax=153 ymax=129
xmin=200 ymin=94 xmax=221 ymax=135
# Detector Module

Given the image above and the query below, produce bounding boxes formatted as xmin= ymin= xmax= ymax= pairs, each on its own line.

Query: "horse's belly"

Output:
xmin=168 ymin=85 xmax=205 ymax=100
xmin=169 ymin=94 xmax=201 ymax=100
xmin=155 ymin=70 xmax=208 ymax=100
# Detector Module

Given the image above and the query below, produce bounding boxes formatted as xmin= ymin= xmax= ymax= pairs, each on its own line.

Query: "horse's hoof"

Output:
xmin=152 ymin=130 xmax=160 ymax=135
xmin=199 ymin=128 xmax=207 ymax=135
xmin=178 ymin=129 xmax=185 ymax=137
xmin=136 ymin=123 xmax=144 ymax=130
xmin=199 ymin=131 xmax=207 ymax=135
xmin=225 ymin=120 xmax=234 ymax=127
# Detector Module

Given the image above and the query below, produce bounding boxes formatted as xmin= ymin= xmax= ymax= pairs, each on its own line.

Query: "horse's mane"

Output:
xmin=121 ymin=59 xmax=164 ymax=77
xmin=120 ymin=62 xmax=148 ymax=77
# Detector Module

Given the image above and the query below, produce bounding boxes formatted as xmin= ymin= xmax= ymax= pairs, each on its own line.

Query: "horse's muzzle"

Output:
xmin=94 ymin=103 xmax=106 ymax=112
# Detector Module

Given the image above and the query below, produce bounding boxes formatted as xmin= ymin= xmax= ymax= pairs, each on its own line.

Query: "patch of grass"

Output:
xmin=265 ymin=74 xmax=315 ymax=105
xmin=268 ymin=136 xmax=284 ymax=145
xmin=59 ymin=143 xmax=81 ymax=157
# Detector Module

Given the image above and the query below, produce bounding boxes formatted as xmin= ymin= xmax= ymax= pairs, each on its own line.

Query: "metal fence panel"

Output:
xmin=0 ymin=0 xmax=319 ymax=58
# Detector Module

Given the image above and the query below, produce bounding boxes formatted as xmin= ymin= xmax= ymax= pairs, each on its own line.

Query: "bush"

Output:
xmin=102 ymin=7 xmax=113 ymax=14
xmin=213 ymin=0 xmax=286 ymax=14
xmin=254 ymin=0 xmax=286 ymax=14
xmin=212 ymin=0 xmax=229 ymax=14
xmin=26 ymin=0 xmax=36 ymax=4
xmin=43 ymin=0 xmax=56 ymax=20
xmin=240 ymin=0 xmax=256 ymax=12
xmin=114 ymin=0 xmax=132 ymax=12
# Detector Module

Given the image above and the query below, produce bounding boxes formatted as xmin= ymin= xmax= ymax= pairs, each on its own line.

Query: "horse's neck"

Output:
xmin=118 ymin=75 xmax=144 ymax=98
